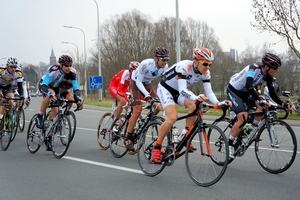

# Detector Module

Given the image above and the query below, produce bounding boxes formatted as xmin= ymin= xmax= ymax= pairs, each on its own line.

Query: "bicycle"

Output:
xmin=0 ymin=96 xmax=23 ymax=151
xmin=281 ymin=91 xmax=300 ymax=115
xmin=109 ymin=99 xmax=164 ymax=158
xmin=212 ymin=101 xmax=297 ymax=174
xmin=10 ymin=99 xmax=24 ymax=141
xmin=96 ymin=99 xmax=130 ymax=150
xmin=46 ymin=99 xmax=79 ymax=142
xmin=137 ymin=100 xmax=229 ymax=187
xmin=26 ymin=98 xmax=73 ymax=159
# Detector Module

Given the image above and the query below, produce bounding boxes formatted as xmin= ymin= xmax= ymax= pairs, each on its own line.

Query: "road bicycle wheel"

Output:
xmin=186 ymin=124 xmax=229 ymax=187
xmin=52 ymin=115 xmax=71 ymax=159
xmin=255 ymin=119 xmax=297 ymax=174
xmin=0 ymin=114 xmax=13 ymax=151
xmin=18 ymin=108 xmax=25 ymax=132
xmin=11 ymin=111 xmax=19 ymax=142
xmin=109 ymin=114 xmax=128 ymax=158
xmin=97 ymin=112 xmax=113 ymax=150
xmin=137 ymin=120 xmax=166 ymax=177
xmin=26 ymin=114 xmax=43 ymax=154
xmin=212 ymin=117 xmax=235 ymax=164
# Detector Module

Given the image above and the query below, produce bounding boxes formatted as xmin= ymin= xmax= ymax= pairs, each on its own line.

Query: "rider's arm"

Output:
xmin=266 ymin=75 xmax=284 ymax=105
xmin=40 ymin=73 xmax=51 ymax=95
xmin=177 ymin=77 xmax=198 ymax=101
xmin=203 ymin=81 xmax=218 ymax=104
xmin=135 ymin=65 xmax=150 ymax=97
xmin=17 ymin=81 xmax=24 ymax=97
xmin=245 ymin=70 xmax=260 ymax=101
xmin=71 ymin=80 xmax=81 ymax=100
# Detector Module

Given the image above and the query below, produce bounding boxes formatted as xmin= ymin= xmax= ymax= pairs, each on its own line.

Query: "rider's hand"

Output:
xmin=257 ymin=99 xmax=268 ymax=107
xmin=197 ymin=94 xmax=208 ymax=102
xmin=282 ymin=102 xmax=293 ymax=112
xmin=217 ymin=100 xmax=231 ymax=108
xmin=25 ymin=98 xmax=30 ymax=106
xmin=144 ymin=95 xmax=152 ymax=102
xmin=47 ymin=92 xmax=56 ymax=102
xmin=76 ymin=98 xmax=83 ymax=110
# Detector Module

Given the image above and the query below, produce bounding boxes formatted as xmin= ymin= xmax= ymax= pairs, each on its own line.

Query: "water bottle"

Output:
xmin=178 ymin=127 xmax=189 ymax=141
xmin=230 ymin=111 xmax=236 ymax=120
xmin=172 ymin=126 xmax=179 ymax=143
xmin=127 ymin=107 xmax=132 ymax=115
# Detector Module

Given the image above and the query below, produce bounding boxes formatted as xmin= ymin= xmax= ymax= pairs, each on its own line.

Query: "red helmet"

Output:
xmin=193 ymin=47 xmax=214 ymax=62
xmin=129 ymin=61 xmax=139 ymax=70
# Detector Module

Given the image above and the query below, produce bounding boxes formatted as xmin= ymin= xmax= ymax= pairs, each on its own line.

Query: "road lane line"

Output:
xmin=63 ymin=156 xmax=143 ymax=174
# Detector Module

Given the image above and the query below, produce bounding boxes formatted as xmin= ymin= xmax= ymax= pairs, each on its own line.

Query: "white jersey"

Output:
xmin=0 ymin=65 xmax=23 ymax=87
xmin=229 ymin=63 xmax=264 ymax=91
xmin=131 ymin=58 xmax=168 ymax=97
xmin=161 ymin=60 xmax=218 ymax=104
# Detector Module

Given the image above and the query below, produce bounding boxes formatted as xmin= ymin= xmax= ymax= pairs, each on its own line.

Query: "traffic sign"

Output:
xmin=89 ymin=76 xmax=102 ymax=90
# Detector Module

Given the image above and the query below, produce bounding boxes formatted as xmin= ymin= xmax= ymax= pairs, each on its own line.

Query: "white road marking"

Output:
xmin=63 ymin=156 xmax=143 ymax=174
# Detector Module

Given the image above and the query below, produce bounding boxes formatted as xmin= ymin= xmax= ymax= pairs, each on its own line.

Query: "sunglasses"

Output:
xmin=9 ymin=65 xmax=18 ymax=69
xmin=158 ymin=57 xmax=169 ymax=62
xmin=63 ymin=64 xmax=72 ymax=67
xmin=199 ymin=61 xmax=212 ymax=67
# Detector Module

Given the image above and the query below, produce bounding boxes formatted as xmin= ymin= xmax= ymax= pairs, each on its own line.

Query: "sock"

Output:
xmin=155 ymin=140 xmax=162 ymax=149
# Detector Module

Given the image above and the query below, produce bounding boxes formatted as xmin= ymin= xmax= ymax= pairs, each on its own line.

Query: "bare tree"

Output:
xmin=251 ymin=0 xmax=300 ymax=58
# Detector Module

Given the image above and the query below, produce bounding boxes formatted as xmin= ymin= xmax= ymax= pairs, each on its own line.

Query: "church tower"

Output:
xmin=50 ymin=48 xmax=57 ymax=65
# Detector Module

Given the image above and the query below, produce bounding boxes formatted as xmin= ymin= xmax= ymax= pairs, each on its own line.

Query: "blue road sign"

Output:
xmin=89 ymin=76 xmax=102 ymax=90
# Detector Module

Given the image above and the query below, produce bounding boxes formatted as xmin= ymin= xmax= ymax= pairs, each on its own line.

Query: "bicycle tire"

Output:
xmin=66 ymin=111 xmax=76 ymax=142
xmin=186 ymin=123 xmax=229 ymax=187
xmin=26 ymin=114 xmax=43 ymax=154
xmin=97 ymin=112 xmax=113 ymax=150
xmin=46 ymin=110 xmax=76 ymax=142
xmin=109 ymin=114 xmax=128 ymax=158
xmin=137 ymin=120 xmax=166 ymax=177
xmin=212 ymin=117 xmax=235 ymax=164
xmin=0 ymin=113 xmax=13 ymax=151
xmin=52 ymin=115 xmax=71 ymax=159
xmin=11 ymin=109 xmax=20 ymax=141
xmin=18 ymin=108 xmax=25 ymax=132
xmin=255 ymin=119 xmax=297 ymax=174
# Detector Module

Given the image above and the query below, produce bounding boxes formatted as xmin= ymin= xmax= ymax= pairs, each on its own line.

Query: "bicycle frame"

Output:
xmin=164 ymin=101 xmax=222 ymax=161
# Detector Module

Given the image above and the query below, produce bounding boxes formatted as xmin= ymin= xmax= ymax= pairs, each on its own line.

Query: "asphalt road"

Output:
xmin=1 ymin=97 xmax=300 ymax=200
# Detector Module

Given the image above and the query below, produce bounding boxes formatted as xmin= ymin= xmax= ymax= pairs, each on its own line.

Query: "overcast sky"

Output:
xmin=0 ymin=0 xmax=286 ymax=65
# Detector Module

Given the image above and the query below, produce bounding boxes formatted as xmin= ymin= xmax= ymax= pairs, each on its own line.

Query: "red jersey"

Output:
xmin=109 ymin=69 xmax=131 ymax=99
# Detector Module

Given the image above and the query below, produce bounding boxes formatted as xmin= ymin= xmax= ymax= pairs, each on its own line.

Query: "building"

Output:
xmin=224 ymin=48 xmax=238 ymax=62
xmin=50 ymin=48 xmax=57 ymax=65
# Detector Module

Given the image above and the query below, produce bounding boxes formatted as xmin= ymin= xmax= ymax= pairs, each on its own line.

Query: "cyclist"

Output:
xmin=124 ymin=47 xmax=169 ymax=152
xmin=0 ymin=57 xmax=24 ymax=119
xmin=226 ymin=53 xmax=292 ymax=158
xmin=151 ymin=47 xmax=231 ymax=163
xmin=35 ymin=55 xmax=83 ymax=150
xmin=57 ymin=67 xmax=83 ymax=111
xmin=12 ymin=77 xmax=31 ymax=108
xmin=109 ymin=61 xmax=139 ymax=124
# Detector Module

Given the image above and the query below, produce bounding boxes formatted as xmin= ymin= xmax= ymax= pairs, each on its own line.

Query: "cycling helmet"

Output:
xmin=7 ymin=57 xmax=19 ymax=66
xmin=193 ymin=47 xmax=214 ymax=61
xmin=58 ymin=54 xmax=73 ymax=65
xmin=262 ymin=53 xmax=281 ymax=69
xmin=129 ymin=61 xmax=139 ymax=70
xmin=154 ymin=47 xmax=169 ymax=57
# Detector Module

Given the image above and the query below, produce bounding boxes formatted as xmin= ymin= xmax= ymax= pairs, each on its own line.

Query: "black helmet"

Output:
xmin=58 ymin=55 xmax=73 ymax=65
xmin=154 ymin=47 xmax=169 ymax=57
xmin=262 ymin=53 xmax=281 ymax=69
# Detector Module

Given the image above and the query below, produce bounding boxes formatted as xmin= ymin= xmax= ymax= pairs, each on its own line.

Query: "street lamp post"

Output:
xmin=93 ymin=0 xmax=102 ymax=101
xmin=175 ymin=0 xmax=181 ymax=62
xmin=63 ymin=25 xmax=87 ymax=98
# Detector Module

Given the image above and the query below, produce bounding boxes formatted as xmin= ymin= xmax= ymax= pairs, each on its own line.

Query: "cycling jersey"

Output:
xmin=131 ymin=58 xmax=168 ymax=97
xmin=158 ymin=60 xmax=218 ymax=107
xmin=0 ymin=65 xmax=23 ymax=96
xmin=109 ymin=69 xmax=131 ymax=99
xmin=228 ymin=63 xmax=282 ymax=104
xmin=39 ymin=65 xmax=79 ymax=97
xmin=12 ymin=77 xmax=28 ymax=99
